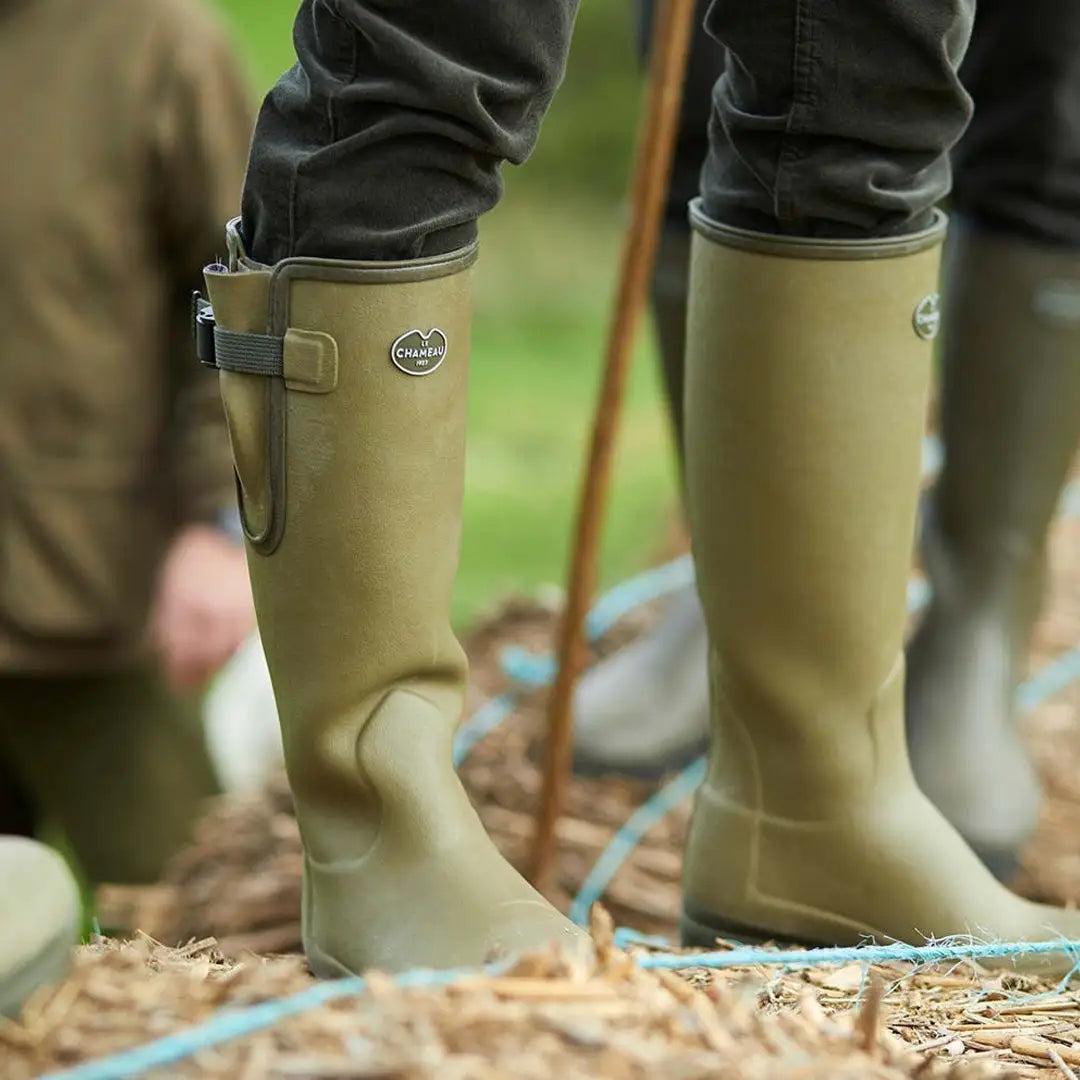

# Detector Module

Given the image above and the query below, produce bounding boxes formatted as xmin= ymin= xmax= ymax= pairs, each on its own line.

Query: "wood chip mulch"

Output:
xmin=6 ymin=489 xmax=1080 ymax=1078
xmin=11 ymin=908 xmax=1080 ymax=1079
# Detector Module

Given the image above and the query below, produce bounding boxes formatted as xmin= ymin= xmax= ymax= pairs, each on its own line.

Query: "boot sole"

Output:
xmin=680 ymin=908 xmax=824 ymax=951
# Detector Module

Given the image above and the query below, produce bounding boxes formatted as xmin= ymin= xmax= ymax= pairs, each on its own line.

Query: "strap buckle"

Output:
xmin=192 ymin=293 xmax=218 ymax=369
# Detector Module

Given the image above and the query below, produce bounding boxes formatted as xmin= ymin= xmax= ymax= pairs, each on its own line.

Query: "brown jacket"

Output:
xmin=0 ymin=0 xmax=254 ymax=671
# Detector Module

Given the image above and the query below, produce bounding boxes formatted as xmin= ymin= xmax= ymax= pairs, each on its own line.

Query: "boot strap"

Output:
xmin=193 ymin=295 xmax=284 ymax=376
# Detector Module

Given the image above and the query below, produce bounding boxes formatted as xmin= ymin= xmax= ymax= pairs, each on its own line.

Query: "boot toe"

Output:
xmin=304 ymin=849 xmax=589 ymax=976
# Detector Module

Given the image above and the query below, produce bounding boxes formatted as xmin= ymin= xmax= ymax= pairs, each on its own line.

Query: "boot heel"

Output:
xmin=680 ymin=909 xmax=806 ymax=950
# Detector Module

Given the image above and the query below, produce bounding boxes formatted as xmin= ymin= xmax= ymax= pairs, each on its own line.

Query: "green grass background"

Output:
xmin=210 ymin=0 xmax=681 ymax=626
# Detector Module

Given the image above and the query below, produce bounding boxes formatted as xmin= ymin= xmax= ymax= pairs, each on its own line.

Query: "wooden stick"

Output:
xmin=529 ymin=0 xmax=699 ymax=892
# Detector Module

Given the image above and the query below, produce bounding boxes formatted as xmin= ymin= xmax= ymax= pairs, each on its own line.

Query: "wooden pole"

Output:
xmin=529 ymin=0 xmax=699 ymax=893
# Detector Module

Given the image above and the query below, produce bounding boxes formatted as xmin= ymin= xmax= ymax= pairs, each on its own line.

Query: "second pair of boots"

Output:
xmin=200 ymin=208 xmax=1080 ymax=980
xmin=576 ymin=215 xmax=1080 ymax=888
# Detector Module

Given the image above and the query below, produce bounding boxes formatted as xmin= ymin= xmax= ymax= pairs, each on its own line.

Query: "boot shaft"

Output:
xmin=205 ymin=229 xmax=472 ymax=706
xmin=684 ymin=205 xmax=945 ymax=817
xmin=203 ymin=228 xmax=474 ymax=858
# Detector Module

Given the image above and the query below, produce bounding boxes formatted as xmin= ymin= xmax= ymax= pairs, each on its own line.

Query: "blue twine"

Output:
xmin=453 ymin=693 xmax=516 ymax=767
xmin=1018 ymin=643 xmax=1080 ymax=715
xmin=492 ymin=437 xmax=1080 ymax=702
xmin=613 ymin=927 xmax=673 ymax=949
xmin=39 ymin=966 xmax=474 ymax=1080
xmin=569 ymin=757 xmax=706 ymax=925
xmin=636 ymin=937 xmax=1080 ymax=973
xmin=454 ymin=555 xmax=695 ymax=764
xmin=583 ymin=554 xmax=694 ymax=640
xmin=498 ymin=646 xmax=556 ymax=689
xmin=495 ymin=556 xmax=695 ymax=691
xmin=44 ymin=936 xmax=1080 ymax=1080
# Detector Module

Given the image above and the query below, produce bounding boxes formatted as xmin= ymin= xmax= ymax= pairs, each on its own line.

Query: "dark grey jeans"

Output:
xmin=242 ymin=0 xmax=986 ymax=261
xmin=650 ymin=0 xmax=1080 ymax=247
xmin=242 ymin=0 xmax=578 ymax=262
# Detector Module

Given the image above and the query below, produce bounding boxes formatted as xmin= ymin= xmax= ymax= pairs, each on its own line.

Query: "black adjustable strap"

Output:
xmin=192 ymin=293 xmax=284 ymax=376
xmin=211 ymin=327 xmax=284 ymax=375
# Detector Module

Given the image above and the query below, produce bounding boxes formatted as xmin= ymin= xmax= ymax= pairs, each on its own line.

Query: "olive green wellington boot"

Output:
xmin=201 ymin=222 xmax=585 ymax=976
xmin=906 ymin=222 xmax=1080 ymax=882
xmin=0 ymin=837 xmax=80 ymax=1018
xmin=573 ymin=227 xmax=709 ymax=778
xmin=679 ymin=203 xmax=1080 ymax=975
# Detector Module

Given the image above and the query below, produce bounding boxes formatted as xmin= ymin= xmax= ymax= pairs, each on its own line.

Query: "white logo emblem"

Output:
xmin=390 ymin=328 xmax=448 ymax=376
xmin=912 ymin=293 xmax=941 ymax=341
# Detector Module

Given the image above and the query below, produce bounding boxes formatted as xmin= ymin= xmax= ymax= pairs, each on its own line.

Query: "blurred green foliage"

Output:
xmin=210 ymin=0 xmax=679 ymax=625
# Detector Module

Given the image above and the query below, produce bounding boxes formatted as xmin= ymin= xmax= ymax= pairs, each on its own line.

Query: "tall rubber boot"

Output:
xmin=200 ymin=222 xmax=585 ymax=976
xmin=679 ymin=203 xmax=1080 ymax=975
xmin=572 ymin=228 xmax=710 ymax=778
xmin=0 ymin=837 xmax=80 ymax=1018
xmin=906 ymin=222 xmax=1080 ymax=882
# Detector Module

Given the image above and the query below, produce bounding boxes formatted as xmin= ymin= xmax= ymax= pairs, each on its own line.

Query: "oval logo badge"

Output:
xmin=912 ymin=293 xmax=941 ymax=341
xmin=390 ymin=328 xmax=448 ymax=376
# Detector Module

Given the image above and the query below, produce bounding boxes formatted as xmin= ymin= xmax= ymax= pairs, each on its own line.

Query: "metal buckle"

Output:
xmin=192 ymin=293 xmax=218 ymax=368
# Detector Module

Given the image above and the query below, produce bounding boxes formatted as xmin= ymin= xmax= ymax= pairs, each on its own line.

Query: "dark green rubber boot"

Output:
xmin=906 ymin=222 xmax=1080 ymax=882
xmin=680 ymin=203 xmax=1080 ymax=977
xmin=203 ymin=223 xmax=586 ymax=976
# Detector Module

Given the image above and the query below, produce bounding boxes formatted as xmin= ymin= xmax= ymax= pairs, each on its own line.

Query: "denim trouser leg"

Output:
xmin=659 ymin=0 xmax=1080 ymax=246
xmin=701 ymin=0 xmax=976 ymax=238
xmin=952 ymin=0 xmax=1080 ymax=248
xmin=241 ymin=0 xmax=579 ymax=263
xmin=241 ymin=0 xmax=980 ymax=259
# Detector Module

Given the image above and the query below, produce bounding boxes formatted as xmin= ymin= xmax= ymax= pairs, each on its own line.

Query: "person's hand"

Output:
xmin=150 ymin=523 xmax=254 ymax=691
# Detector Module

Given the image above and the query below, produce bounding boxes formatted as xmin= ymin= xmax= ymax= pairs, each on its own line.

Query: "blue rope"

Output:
xmin=1018 ymin=643 xmax=1080 ymax=714
xmin=453 ymin=693 xmax=516 ymax=767
xmin=39 ymin=966 xmax=475 ymax=1080
xmin=453 ymin=556 xmax=696 ymax=763
xmin=584 ymin=555 xmax=694 ymax=640
xmin=43 ymin=936 xmax=1080 ymax=1080
xmin=569 ymin=758 xmax=705 ymax=925
xmin=613 ymin=927 xmax=673 ymax=949
xmin=637 ymin=937 xmax=1080 ymax=973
